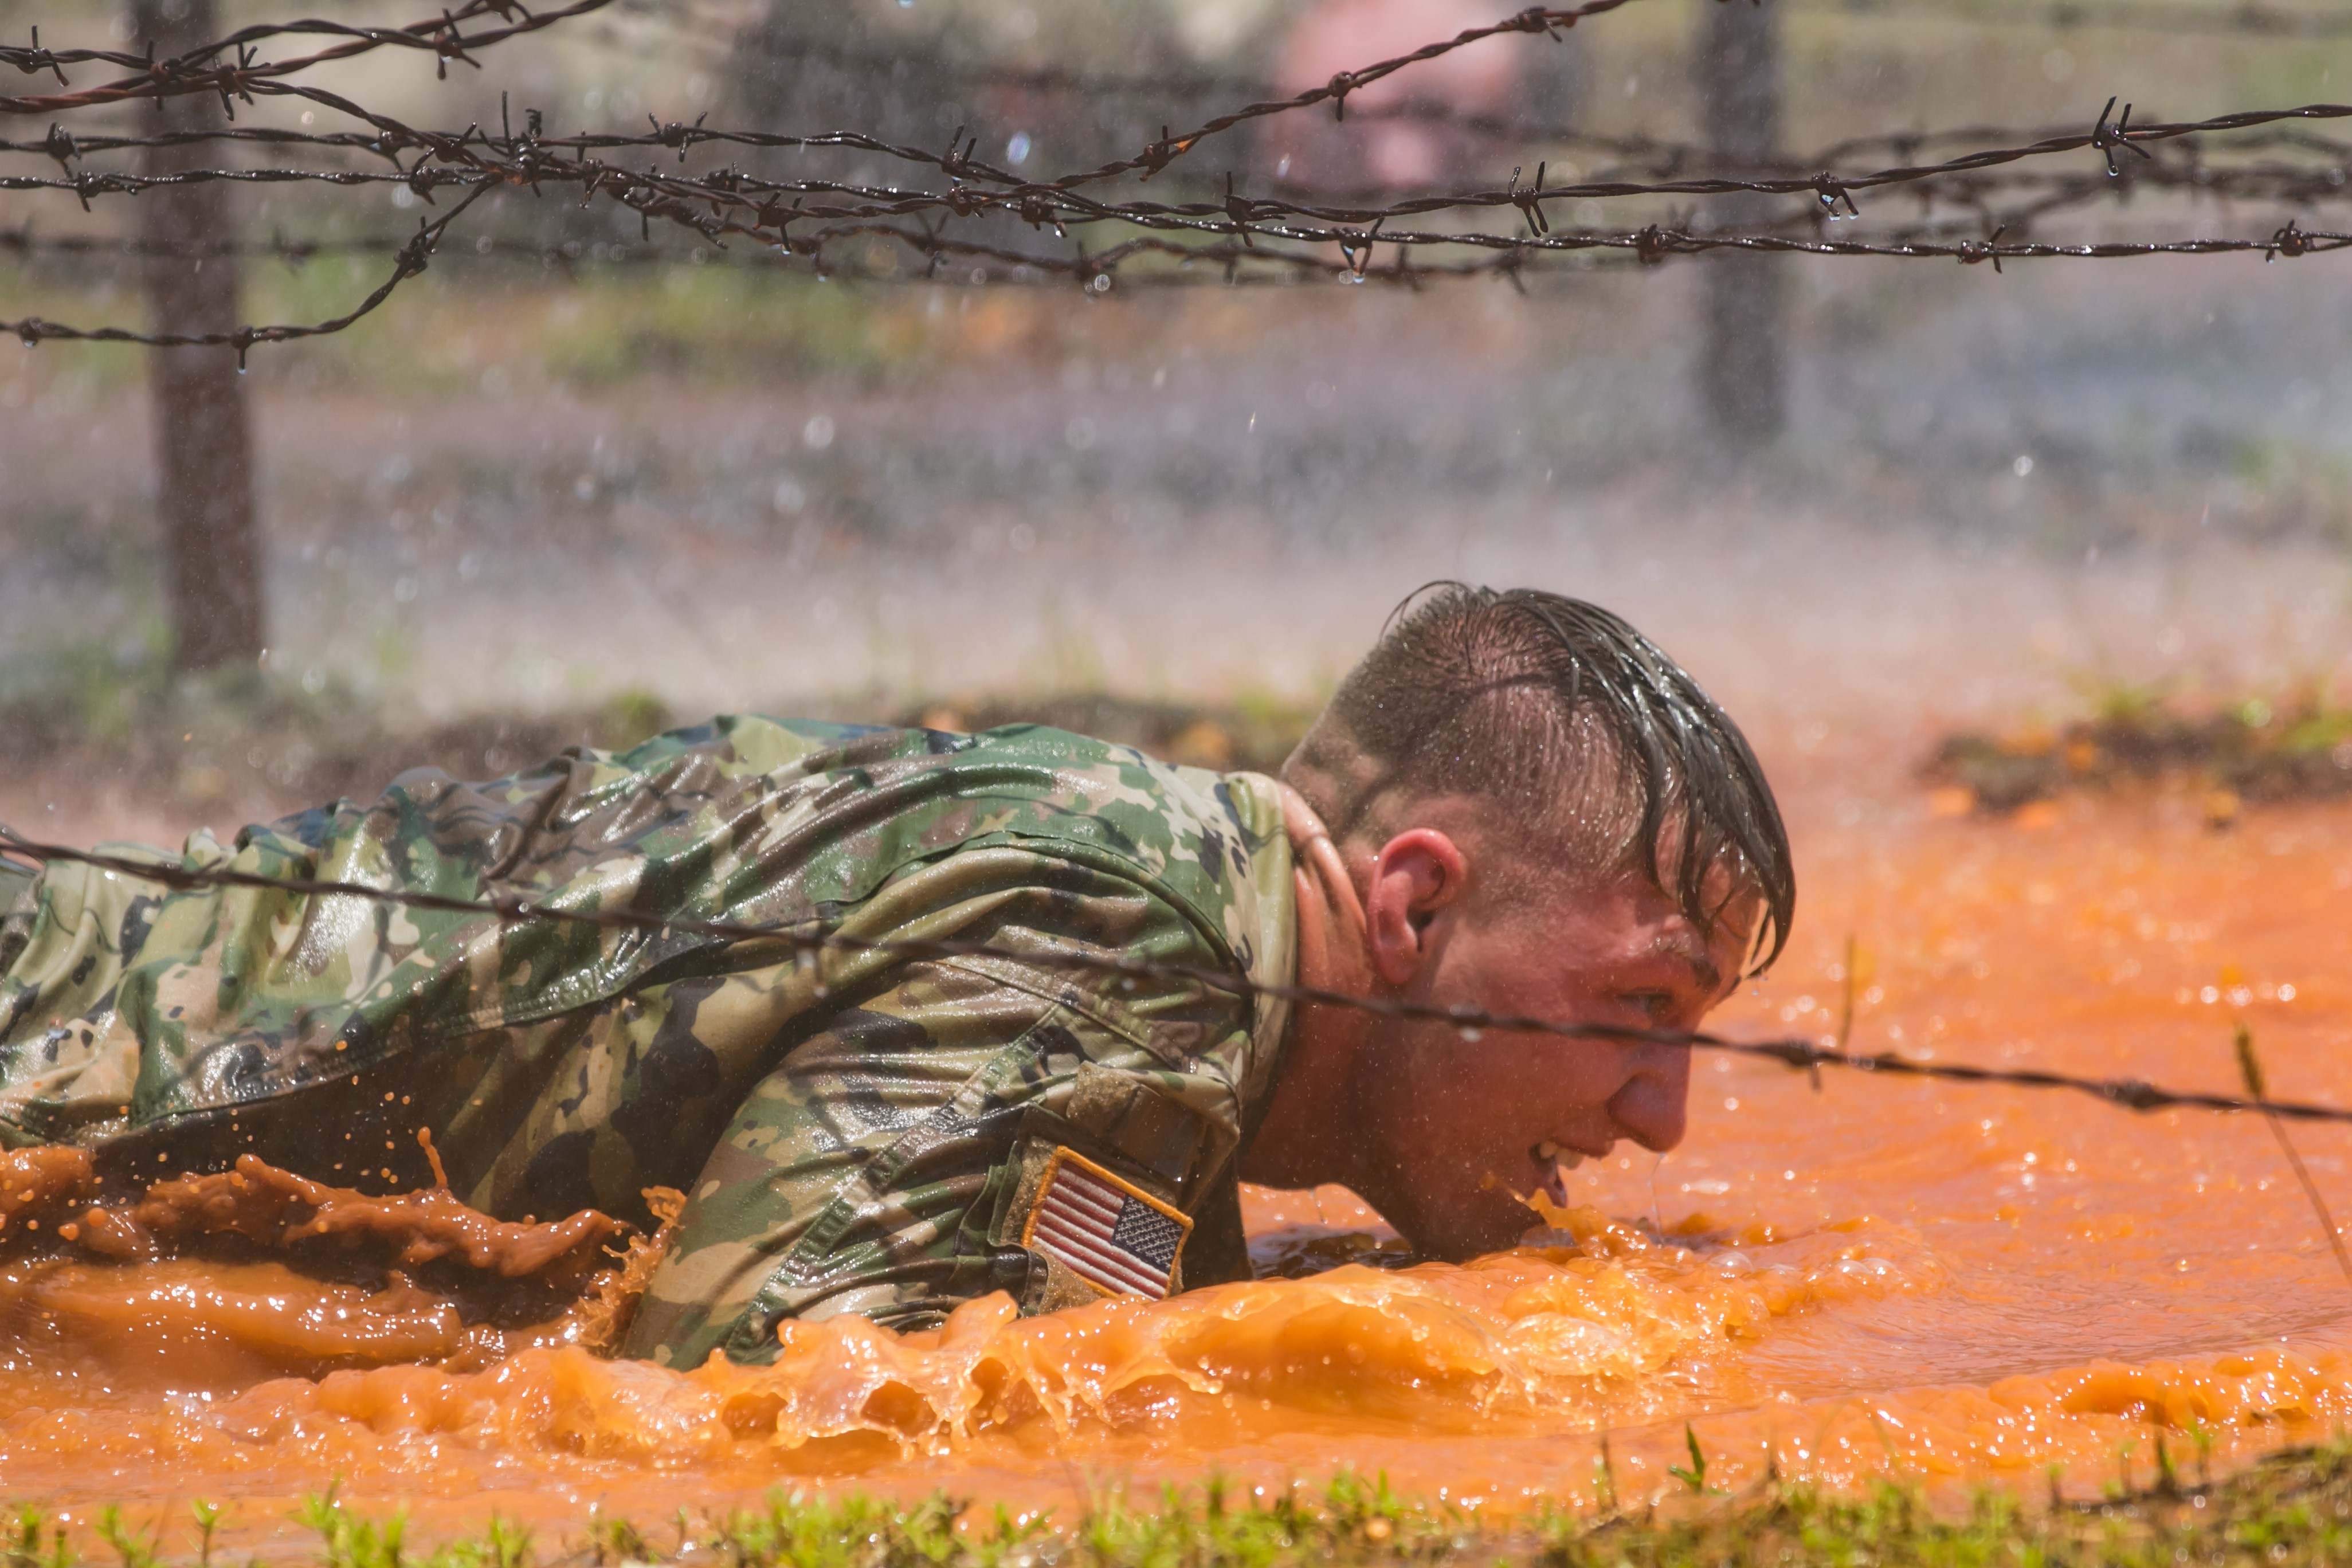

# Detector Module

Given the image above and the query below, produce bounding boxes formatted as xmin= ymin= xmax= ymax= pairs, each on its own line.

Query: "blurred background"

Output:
xmin=2 ymin=0 xmax=2349 ymax=865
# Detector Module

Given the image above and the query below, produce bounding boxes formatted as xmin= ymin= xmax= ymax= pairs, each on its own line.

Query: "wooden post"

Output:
xmin=1695 ymin=0 xmax=1788 ymax=443
xmin=131 ymin=0 xmax=264 ymax=673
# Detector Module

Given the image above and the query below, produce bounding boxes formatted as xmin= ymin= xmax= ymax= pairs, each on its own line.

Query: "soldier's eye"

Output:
xmin=1624 ymin=991 xmax=1675 ymax=1022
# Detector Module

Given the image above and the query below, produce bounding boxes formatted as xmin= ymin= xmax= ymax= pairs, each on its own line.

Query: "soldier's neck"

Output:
xmin=1238 ymin=786 xmax=1374 ymax=1192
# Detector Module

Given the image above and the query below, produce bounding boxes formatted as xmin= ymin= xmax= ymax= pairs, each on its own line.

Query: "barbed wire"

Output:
xmin=4 ymin=181 xmax=481 ymax=358
xmin=6 ymin=0 xmax=2343 ymax=194
xmin=0 ymin=220 xmax=1708 ymax=283
xmin=7 ymin=0 xmax=2347 ymax=238
xmin=5 ymin=100 xmax=2346 ymax=232
xmin=3 ymin=210 xmax=2343 ymax=347
xmin=19 ymin=153 xmax=2325 ymax=272
xmin=3 ymin=831 xmax=2346 ymax=1132
xmin=6 ymin=217 xmax=2345 ymax=346
xmin=7 ymin=126 xmax=2343 ymax=229
xmin=10 ymin=111 xmax=2345 ymax=236
xmin=2 ymin=0 xmax=2349 ymax=350
xmin=0 ymin=223 xmax=1643 ymax=276
xmin=0 ymin=0 xmax=616 ymax=118
xmin=14 ymin=101 xmax=2351 ymax=163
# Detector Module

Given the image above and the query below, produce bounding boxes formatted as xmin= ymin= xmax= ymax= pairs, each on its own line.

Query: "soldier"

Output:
xmin=0 ymin=585 xmax=1792 ymax=1367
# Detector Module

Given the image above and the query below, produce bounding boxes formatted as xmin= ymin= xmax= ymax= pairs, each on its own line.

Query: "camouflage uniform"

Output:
xmin=0 ymin=718 xmax=1296 ymax=1367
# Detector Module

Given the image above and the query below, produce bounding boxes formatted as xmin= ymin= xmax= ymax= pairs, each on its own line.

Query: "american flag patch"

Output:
xmin=1021 ymin=1147 xmax=1193 ymax=1300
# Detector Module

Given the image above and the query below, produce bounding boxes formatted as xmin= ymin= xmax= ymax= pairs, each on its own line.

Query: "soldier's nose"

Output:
xmin=1606 ymin=1056 xmax=1689 ymax=1153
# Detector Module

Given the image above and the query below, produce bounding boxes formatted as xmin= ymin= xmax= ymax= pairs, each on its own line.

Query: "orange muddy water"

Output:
xmin=6 ymin=789 xmax=2352 ymax=1544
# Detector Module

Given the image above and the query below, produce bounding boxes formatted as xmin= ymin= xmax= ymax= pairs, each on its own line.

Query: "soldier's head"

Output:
xmin=1275 ymin=585 xmax=1793 ymax=1259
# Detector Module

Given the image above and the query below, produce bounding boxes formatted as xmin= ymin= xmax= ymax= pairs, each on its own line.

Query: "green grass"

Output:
xmin=24 ymin=1442 xmax=2352 ymax=1568
xmin=1927 ymin=678 xmax=2352 ymax=813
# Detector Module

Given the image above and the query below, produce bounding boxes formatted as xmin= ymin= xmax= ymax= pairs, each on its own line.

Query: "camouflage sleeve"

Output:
xmin=0 ymin=844 xmax=180 ymax=1144
xmin=621 ymin=914 xmax=1257 ymax=1369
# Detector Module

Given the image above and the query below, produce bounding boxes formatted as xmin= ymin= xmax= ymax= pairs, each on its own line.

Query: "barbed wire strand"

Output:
xmin=0 ymin=0 xmax=617 ymax=118
xmin=0 ymin=120 xmax=2345 ymax=339
xmin=36 ymin=92 xmax=2330 ymax=224
xmin=4 ymin=831 xmax=2347 ymax=1131
xmin=8 ymin=213 xmax=2346 ymax=347
xmin=15 ymin=86 xmax=2345 ymax=185
xmin=8 ymin=140 xmax=2345 ymax=234
xmin=15 ymin=159 xmax=2319 ymax=272
xmin=11 ymin=99 xmax=2352 ymax=222
xmin=6 ymin=79 xmax=2347 ymax=225
xmin=0 ymin=0 xmax=2347 ymax=347
xmin=3 ymin=179 xmax=481 ymax=356
xmin=80 ymin=0 xmax=2335 ymax=233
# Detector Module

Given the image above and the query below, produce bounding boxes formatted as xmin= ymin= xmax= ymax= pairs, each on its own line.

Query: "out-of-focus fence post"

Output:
xmin=1695 ymin=0 xmax=1787 ymax=444
xmin=130 ymin=0 xmax=264 ymax=673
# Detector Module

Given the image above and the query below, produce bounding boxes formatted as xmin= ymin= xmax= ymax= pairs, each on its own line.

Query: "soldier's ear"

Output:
xmin=1363 ymin=829 xmax=1468 ymax=986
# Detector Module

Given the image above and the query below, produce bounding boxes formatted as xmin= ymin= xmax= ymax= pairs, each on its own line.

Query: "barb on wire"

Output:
xmin=1 ymin=178 xmax=485 ymax=360
xmin=5 ymin=831 xmax=2352 ymax=1132
xmin=0 ymin=0 xmax=617 ymax=117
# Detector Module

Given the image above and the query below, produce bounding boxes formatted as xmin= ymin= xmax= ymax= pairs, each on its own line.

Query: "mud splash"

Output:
xmin=0 ymin=1147 xmax=679 ymax=1378
xmin=0 ymin=1194 xmax=1939 ymax=1520
xmin=4 ymin=791 xmax=2352 ymax=1530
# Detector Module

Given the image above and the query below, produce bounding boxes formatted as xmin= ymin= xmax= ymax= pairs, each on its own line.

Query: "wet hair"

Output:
xmin=1283 ymin=584 xmax=1795 ymax=973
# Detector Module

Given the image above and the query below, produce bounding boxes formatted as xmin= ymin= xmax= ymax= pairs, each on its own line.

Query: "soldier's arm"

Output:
xmin=617 ymin=917 xmax=1261 ymax=1369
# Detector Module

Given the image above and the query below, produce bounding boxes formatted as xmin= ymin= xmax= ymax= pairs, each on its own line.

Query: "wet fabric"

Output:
xmin=0 ymin=859 xmax=33 ymax=978
xmin=0 ymin=718 xmax=1296 ymax=1366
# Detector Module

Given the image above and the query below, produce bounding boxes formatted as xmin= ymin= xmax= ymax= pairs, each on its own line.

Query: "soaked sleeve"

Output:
xmin=620 ymin=919 xmax=1256 ymax=1369
xmin=0 ymin=847 xmax=178 ymax=1148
